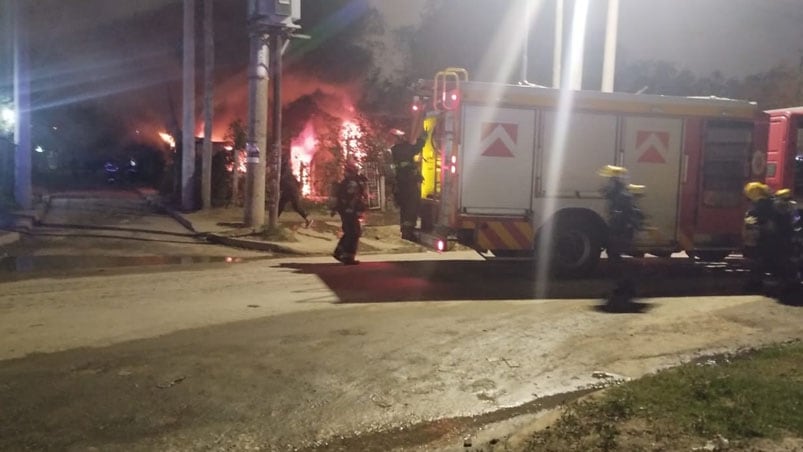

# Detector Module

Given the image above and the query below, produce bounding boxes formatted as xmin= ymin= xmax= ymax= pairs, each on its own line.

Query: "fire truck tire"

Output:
xmin=538 ymin=219 xmax=602 ymax=277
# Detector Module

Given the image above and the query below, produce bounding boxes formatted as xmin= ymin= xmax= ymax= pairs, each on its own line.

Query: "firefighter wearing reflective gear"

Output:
xmin=599 ymin=165 xmax=645 ymax=263
xmin=599 ymin=165 xmax=646 ymax=308
xmin=390 ymin=129 xmax=426 ymax=241
xmin=743 ymin=182 xmax=797 ymax=284
xmin=331 ymin=161 xmax=368 ymax=265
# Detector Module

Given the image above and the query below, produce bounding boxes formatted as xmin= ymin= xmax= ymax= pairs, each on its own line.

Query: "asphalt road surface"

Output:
xmin=1 ymin=191 xmax=801 ymax=451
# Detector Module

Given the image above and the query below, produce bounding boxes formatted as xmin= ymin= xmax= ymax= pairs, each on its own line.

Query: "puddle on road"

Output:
xmin=0 ymin=255 xmax=271 ymax=276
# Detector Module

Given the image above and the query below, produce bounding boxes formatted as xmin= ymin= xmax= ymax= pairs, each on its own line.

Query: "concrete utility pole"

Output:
xmin=182 ymin=0 xmax=196 ymax=211
xmin=568 ymin=0 xmax=589 ymax=91
xmin=601 ymin=0 xmax=619 ymax=93
xmin=552 ymin=0 xmax=563 ymax=89
xmin=201 ymin=0 xmax=214 ymax=210
xmin=266 ymin=30 xmax=283 ymax=229
xmin=13 ymin=0 xmax=31 ymax=210
xmin=244 ymin=0 xmax=268 ymax=229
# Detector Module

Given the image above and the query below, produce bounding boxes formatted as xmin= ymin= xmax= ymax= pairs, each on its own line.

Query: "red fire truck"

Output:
xmin=762 ymin=106 xmax=803 ymax=197
xmin=409 ymin=68 xmax=764 ymax=276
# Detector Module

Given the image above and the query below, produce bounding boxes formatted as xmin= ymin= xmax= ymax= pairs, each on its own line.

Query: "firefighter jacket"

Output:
xmin=334 ymin=173 xmax=368 ymax=215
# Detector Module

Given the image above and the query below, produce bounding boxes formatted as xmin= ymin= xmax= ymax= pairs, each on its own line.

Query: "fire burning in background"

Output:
xmin=290 ymin=122 xmax=318 ymax=196
xmin=159 ymin=132 xmax=176 ymax=149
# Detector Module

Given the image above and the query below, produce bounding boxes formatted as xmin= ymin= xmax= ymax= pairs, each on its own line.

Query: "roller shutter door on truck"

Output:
xmin=460 ymin=106 xmax=536 ymax=216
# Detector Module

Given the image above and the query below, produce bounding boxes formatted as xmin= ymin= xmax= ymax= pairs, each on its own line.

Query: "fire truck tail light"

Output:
xmin=450 ymin=165 xmax=456 ymax=174
xmin=451 ymin=93 xmax=458 ymax=101
xmin=436 ymin=239 xmax=445 ymax=252
xmin=451 ymin=155 xmax=457 ymax=164
xmin=412 ymin=104 xmax=419 ymax=112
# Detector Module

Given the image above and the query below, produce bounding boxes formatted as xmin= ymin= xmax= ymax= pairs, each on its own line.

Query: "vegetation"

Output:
xmin=522 ymin=341 xmax=803 ymax=451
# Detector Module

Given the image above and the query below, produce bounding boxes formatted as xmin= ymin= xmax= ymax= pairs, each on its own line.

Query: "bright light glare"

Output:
xmin=535 ymin=0 xmax=589 ymax=298
xmin=1 ymin=107 xmax=15 ymax=125
xmin=436 ymin=240 xmax=445 ymax=252
xmin=35 ymin=145 xmax=44 ymax=153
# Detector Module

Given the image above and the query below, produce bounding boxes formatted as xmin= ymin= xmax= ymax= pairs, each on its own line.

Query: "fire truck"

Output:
xmin=762 ymin=106 xmax=803 ymax=197
xmin=409 ymin=68 xmax=764 ymax=276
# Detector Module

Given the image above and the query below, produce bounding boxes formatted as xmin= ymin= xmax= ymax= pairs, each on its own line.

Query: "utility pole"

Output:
xmin=244 ymin=0 xmax=300 ymax=229
xmin=244 ymin=0 xmax=268 ymax=229
xmin=201 ymin=0 xmax=214 ymax=210
xmin=181 ymin=0 xmax=196 ymax=211
xmin=552 ymin=0 xmax=563 ymax=88
xmin=266 ymin=30 xmax=283 ymax=229
xmin=13 ymin=0 xmax=31 ymax=210
xmin=568 ymin=0 xmax=589 ymax=91
xmin=601 ymin=0 xmax=619 ymax=93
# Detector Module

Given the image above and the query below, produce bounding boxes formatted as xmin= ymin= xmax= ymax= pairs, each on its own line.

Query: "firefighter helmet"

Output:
xmin=743 ymin=182 xmax=771 ymax=201
xmin=627 ymin=184 xmax=646 ymax=195
xmin=597 ymin=165 xmax=628 ymax=178
xmin=775 ymin=188 xmax=792 ymax=199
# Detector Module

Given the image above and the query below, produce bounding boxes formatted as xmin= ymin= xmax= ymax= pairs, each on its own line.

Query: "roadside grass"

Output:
xmin=522 ymin=341 xmax=803 ymax=451
xmin=257 ymin=225 xmax=297 ymax=242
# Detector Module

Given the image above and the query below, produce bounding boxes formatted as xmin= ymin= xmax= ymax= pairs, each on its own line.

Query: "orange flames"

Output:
xmin=290 ymin=122 xmax=317 ymax=196
xmin=158 ymin=132 xmax=176 ymax=149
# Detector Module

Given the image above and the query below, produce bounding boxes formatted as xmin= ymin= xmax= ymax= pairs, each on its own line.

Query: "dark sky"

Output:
xmin=2 ymin=0 xmax=802 ymax=149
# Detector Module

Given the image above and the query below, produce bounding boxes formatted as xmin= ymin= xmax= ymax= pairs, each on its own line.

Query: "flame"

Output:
xmin=290 ymin=122 xmax=318 ymax=196
xmin=159 ymin=132 xmax=176 ymax=149
xmin=341 ymin=120 xmax=365 ymax=164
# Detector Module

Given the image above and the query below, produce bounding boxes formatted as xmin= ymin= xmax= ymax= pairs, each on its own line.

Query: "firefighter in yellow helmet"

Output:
xmin=599 ymin=165 xmax=644 ymax=263
xmin=390 ymin=128 xmax=426 ymax=241
xmin=742 ymin=182 xmax=798 ymax=289
xmin=598 ymin=165 xmax=646 ymax=309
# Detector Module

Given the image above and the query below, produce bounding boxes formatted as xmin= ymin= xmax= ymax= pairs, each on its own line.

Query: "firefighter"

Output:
xmin=598 ymin=165 xmax=645 ymax=308
xmin=331 ymin=160 xmax=368 ymax=265
xmin=599 ymin=165 xmax=644 ymax=263
xmin=278 ymin=162 xmax=311 ymax=228
xmin=390 ymin=128 xmax=426 ymax=241
xmin=744 ymin=183 xmax=797 ymax=286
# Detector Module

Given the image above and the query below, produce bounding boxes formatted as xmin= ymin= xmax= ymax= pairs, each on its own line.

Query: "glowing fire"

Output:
xmin=159 ymin=132 xmax=176 ymax=149
xmin=340 ymin=120 xmax=365 ymax=164
xmin=225 ymin=149 xmax=247 ymax=174
xmin=290 ymin=122 xmax=318 ymax=196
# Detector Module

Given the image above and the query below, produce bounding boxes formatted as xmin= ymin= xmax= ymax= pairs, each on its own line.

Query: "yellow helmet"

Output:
xmin=775 ymin=188 xmax=792 ymax=199
xmin=598 ymin=165 xmax=628 ymax=178
xmin=743 ymin=182 xmax=770 ymax=201
xmin=627 ymin=184 xmax=646 ymax=195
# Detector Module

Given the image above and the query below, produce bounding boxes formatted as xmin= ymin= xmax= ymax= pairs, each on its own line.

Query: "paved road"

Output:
xmin=1 ymin=249 xmax=800 ymax=451
xmin=1 ymin=190 xmax=801 ymax=451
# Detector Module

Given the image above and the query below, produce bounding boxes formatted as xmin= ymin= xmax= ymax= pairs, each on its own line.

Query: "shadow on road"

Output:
xmin=280 ymin=258 xmax=755 ymax=303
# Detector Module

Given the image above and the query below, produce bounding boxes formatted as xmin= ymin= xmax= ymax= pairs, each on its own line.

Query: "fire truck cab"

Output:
xmin=410 ymin=68 xmax=763 ymax=276
xmin=763 ymin=107 xmax=803 ymax=199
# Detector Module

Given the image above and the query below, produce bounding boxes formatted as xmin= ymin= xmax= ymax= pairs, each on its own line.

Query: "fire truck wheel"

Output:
xmin=538 ymin=220 xmax=601 ymax=277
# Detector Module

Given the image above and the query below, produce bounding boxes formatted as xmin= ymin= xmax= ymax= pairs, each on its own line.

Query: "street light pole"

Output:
xmin=12 ymin=0 xmax=31 ymax=210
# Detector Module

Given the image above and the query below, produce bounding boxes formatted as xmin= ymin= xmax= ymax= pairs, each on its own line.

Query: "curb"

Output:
xmin=133 ymin=188 xmax=197 ymax=234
